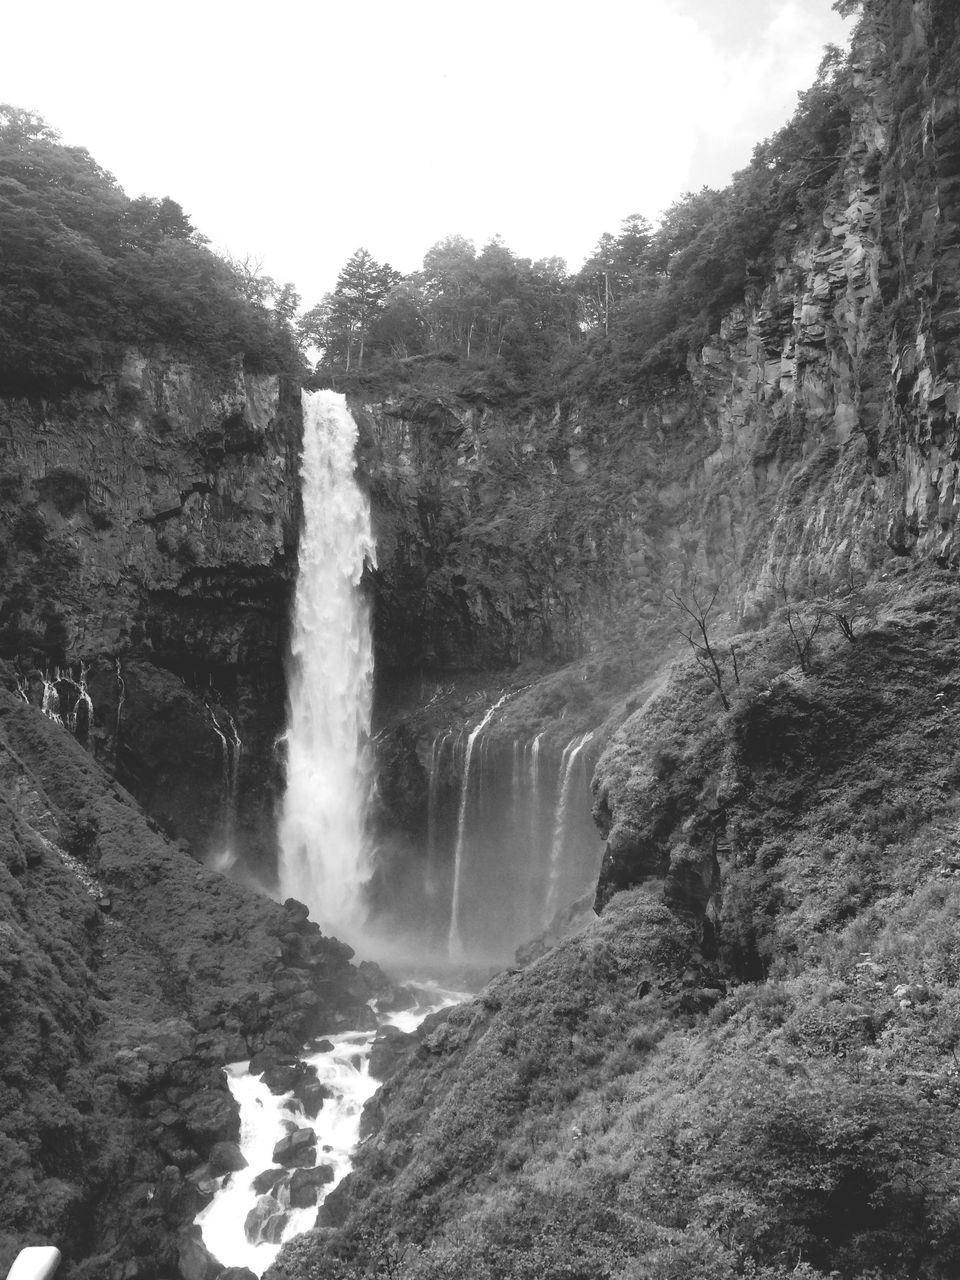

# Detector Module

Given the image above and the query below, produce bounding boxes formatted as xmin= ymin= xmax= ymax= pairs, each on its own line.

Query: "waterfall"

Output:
xmin=278 ymin=390 xmax=376 ymax=942
xmin=529 ymin=729 xmax=546 ymax=852
xmin=425 ymin=729 xmax=453 ymax=899
xmin=66 ymin=662 xmax=94 ymax=746
xmin=543 ymin=731 xmax=594 ymax=926
xmin=40 ymin=671 xmax=63 ymax=726
xmin=206 ymin=699 xmax=242 ymax=852
xmin=447 ymin=694 xmax=509 ymax=959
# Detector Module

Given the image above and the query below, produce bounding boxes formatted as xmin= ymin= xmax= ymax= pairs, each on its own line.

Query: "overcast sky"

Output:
xmin=2 ymin=0 xmax=851 ymax=307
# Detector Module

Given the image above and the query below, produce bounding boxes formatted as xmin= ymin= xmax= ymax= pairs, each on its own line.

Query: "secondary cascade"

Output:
xmin=447 ymin=694 xmax=509 ymax=959
xmin=278 ymin=390 xmax=376 ymax=942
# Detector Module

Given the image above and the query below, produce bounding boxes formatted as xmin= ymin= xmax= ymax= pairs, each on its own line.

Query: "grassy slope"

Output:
xmin=270 ymin=564 xmax=960 ymax=1280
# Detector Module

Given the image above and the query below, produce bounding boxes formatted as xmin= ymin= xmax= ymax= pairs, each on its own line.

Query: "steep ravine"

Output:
xmin=0 ymin=684 xmax=388 ymax=1280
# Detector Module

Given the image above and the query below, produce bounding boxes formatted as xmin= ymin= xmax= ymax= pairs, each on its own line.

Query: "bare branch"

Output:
xmin=667 ymin=581 xmax=730 ymax=710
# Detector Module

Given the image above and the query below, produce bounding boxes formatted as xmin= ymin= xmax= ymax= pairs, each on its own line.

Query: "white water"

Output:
xmin=544 ymin=731 xmax=594 ymax=925
xmin=447 ymin=694 xmax=509 ymax=959
xmin=278 ymin=390 xmax=376 ymax=942
xmin=197 ymin=987 xmax=463 ymax=1276
xmin=206 ymin=699 xmax=243 ymax=857
xmin=424 ymin=729 xmax=453 ymax=899
xmin=40 ymin=672 xmax=65 ymax=726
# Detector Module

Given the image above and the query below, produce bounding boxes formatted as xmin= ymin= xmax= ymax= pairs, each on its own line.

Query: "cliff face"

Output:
xmin=0 ymin=350 xmax=301 ymax=875
xmin=356 ymin=385 xmax=607 ymax=678
xmin=352 ymin=6 xmax=960 ymax=685
xmin=625 ymin=0 xmax=960 ymax=612
xmin=589 ymin=0 xmax=960 ymax=907
xmin=352 ymin=0 xmax=960 ymax=923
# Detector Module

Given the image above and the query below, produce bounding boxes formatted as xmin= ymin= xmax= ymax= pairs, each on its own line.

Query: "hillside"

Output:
xmin=2 ymin=0 xmax=960 ymax=1277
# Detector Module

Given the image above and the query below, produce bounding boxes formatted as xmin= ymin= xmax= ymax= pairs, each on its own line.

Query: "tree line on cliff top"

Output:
xmin=0 ymin=12 xmax=858 ymax=396
xmin=303 ymin=38 xmax=855 ymax=392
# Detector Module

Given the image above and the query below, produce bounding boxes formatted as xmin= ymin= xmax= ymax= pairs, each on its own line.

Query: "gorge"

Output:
xmin=4 ymin=1 xmax=960 ymax=1277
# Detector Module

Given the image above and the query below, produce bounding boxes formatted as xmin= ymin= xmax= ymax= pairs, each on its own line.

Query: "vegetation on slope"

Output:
xmin=0 ymin=106 xmax=302 ymax=391
xmin=271 ymin=566 xmax=960 ymax=1280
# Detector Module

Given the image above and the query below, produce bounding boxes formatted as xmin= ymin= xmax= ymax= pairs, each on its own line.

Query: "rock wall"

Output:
xmin=356 ymin=389 xmax=590 ymax=676
xmin=0 ymin=350 xmax=301 ymax=877
xmin=635 ymin=0 xmax=960 ymax=613
xmin=590 ymin=0 xmax=960 ymax=913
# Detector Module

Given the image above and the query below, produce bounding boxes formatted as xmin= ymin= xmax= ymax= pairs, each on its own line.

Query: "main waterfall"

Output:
xmin=278 ymin=390 xmax=376 ymax=942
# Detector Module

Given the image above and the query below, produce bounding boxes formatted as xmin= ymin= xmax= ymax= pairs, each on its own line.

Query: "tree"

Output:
xmin=667 ymin=580 xmax=736 ymax=710
xmin=331 ymin=247 xmax=400 ymax=370
xmin=420 ymin=235 xmax=479 ymax=353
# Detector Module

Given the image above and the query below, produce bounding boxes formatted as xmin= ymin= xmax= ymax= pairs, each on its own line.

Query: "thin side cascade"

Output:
xmin=278 ymin=390 xmax=376 ymax=942
xmin=447 ymin=694 xmax=509 ymax=959
xmin=425 ymin=729 xmax=453 ymax=899
xmin=206 ymin=698 xmax=242 ymax=855
xmin=543 ymin=731 xmax=594 ymax=926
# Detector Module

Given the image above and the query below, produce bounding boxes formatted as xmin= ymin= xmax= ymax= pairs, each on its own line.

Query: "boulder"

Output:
xmin=176 ymin=1227 xmax=220 ymax=1280
xmin=293 ymin=1077 xmax=331 ymax=1118
xmin=207 ymin=1141 xmax=247 ymax=1175
xmin=369 ymin=1025 xmax=415 ymax=1081
xmin=251 ymin=1166 xmax=288 ymax=1196
xmin=248 ymin=1050 xmax=312 ymax=1094
xmin=288 ymin=1163 xmax=335 ymax=1208
xmin=272 ymin=1128 xmax=317 ymax=1168
xmin=182 ymin=1091 xmax=240 ymax=1145
xmin=244 ymin=1195 xmax=288 ymax=1245
xmin=185 ymin=1163 xmax=223 ymax=1197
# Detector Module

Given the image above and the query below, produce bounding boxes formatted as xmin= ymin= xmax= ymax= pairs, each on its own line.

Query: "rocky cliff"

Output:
xmin=0 ymin=351 xmax=301 ymax=877
xmin=353 ymin=0 xmax=960 ymax=928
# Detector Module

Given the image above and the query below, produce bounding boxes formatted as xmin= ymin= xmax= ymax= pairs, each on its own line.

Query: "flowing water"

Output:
xmin=197 ymin=986 xmax=463 ymax=1276
xmin=278 ymin=390 xmax=376 ymax=944
xmin=447 ymin=694 xmax=510 ymax=959
xmin=544 ymin=731 xmax=595 ymax=926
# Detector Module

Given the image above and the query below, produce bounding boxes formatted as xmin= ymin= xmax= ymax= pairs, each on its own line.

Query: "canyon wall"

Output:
xmin=0 ymin=351 xmax=302 ymax=876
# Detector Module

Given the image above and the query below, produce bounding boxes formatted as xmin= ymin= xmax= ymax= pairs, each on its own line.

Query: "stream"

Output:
xmin=196 ymin=984 xmax=464 ymax=1275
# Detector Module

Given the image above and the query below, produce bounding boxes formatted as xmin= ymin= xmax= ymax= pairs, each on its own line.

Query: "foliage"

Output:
xmin=304 ymin=31 xmax=857 ymax=402
xmin=0 ymin=104 xmax=301 ymax=389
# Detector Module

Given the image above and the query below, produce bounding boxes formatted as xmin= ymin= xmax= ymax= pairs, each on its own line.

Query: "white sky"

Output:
xmin=2 ymin=0 xmax=851 ymax=307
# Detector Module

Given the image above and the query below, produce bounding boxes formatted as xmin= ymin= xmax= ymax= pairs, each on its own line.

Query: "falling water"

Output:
xmin=278 ymin=390 xmax=376 ymax=942
xmin=543 ymin=731 xmax=595 ymax=926
xmin=425 ymin=729 xmax=453 ymax=899
xmin=65 ymin=662 xmax=94 ymax=746
xmin=447 ymin=694 xmax=509 ymax=959
xmin=528 ymin=729 xmax=547 ymax=876
xmin=40 ymin=671 xmax=63 ymax=726
xmin=206 ymin=700 xmax=243 ymax=852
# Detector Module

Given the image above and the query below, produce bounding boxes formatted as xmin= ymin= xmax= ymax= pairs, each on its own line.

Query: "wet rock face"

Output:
xmin=0 ymin=351 xmax=300 ymax=878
